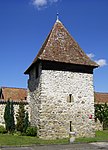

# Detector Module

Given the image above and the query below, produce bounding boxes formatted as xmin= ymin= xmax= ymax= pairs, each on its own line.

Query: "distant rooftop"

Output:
xmin=95 ymin=92 xmax=108 ymax=104
xmin=0 ymin=87 xmax=27 ymax=102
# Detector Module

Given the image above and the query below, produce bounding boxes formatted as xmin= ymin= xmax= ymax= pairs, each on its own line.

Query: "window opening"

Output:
xmin=70 ymin=121 xmax=72 ymax=132
xmin=69 ymin=94 xmax=72 ymax=102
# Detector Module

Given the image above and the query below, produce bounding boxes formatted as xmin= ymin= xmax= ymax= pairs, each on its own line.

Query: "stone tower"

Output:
xmin=24 ymin=19 xmax=98 ymax=139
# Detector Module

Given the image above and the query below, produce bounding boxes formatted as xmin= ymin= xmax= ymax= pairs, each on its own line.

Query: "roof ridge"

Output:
xmin=1 ymin=86 xmax=27 ymax=90
xmin=95 ymin=92 xmax=108 ymax=94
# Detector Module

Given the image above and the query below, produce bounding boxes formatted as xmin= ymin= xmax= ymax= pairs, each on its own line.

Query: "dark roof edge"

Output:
xmin=95 ymin=92 xmax=108 ymax=94
xmin=1 ymin=87 xmax=27 ymax=90
xmin=24 ymin=59 xmax=98 ymax=75
xmin=0 ymin=100 xmax=28 ymax=104
xmin=24 ymin=59 xmax=40 ymax=74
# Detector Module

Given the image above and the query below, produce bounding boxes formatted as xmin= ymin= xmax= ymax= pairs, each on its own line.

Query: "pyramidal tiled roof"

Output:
xmin=25 ymin=20 xmax=98 ymax=74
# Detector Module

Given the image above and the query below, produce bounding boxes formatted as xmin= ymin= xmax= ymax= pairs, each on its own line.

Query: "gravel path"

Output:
xmin=0 ymin=142 xmax=108 ymax=150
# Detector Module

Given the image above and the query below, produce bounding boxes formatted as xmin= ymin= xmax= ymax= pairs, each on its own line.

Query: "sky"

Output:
xmin=0 ymin=0 xmax=108 ymax=92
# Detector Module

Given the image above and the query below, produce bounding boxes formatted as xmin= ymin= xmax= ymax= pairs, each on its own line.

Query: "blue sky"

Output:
xmin=0 ymin=0 xmax=108 ymax=92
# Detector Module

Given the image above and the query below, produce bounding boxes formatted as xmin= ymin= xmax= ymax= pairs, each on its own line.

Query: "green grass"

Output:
xmin=0 ymin=134 xmax=69 ymax=146
xmin=75 ymin=130 xmax=108 ymax=143
xmin=0 ymin=130 xmax=108 ymax=146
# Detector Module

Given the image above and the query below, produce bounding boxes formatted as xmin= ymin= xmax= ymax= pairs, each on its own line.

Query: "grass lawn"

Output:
xmin=0 ymin=134 xmax=69 ymax=146
xmin=75 ymin=130 xmax=108 ymax=143
xmin=0 ymin=130 xmax=108 ymax=146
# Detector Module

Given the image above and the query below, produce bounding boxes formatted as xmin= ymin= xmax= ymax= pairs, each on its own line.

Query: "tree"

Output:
xmin=95 ymin=103 xmax=108 ymax=129
xmin=103 ymin=103 xmax=108 ymax=129
xmin=4 ymin=100 xmax=11 ymax=132
xmin=10 ymin=101 xmax=15 ymax=132
xmin=16 ymin=104 xmax=25 ymax=133
xmin=23 ymin=111 xmax=29 ymax=133
xmin=4 ymin=100 xmax=15 ymax=133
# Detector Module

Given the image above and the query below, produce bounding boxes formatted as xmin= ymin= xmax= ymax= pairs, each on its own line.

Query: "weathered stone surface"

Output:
xmin=27 ymin=63 xmax=42 ymax=128
xmin=95 ymin=119 xmax=103 ymax=131
xmin=28 ymin=64 xmax=95 ymax=139
xmin=0 ymin=103 xmax=30 ymax=126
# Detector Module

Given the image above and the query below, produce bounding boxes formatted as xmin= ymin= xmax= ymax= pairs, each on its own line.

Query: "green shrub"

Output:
xmin=26 ymin=126 xmax=37 ymax=137
xmin=0 ymin=125 xmax=7 ymax=134
xmin=16 ymin=104 xmax=25 ymax=133
xmin=95 ymin=103 xmax=108 ymax=129
xmin=13 ymin=131 xmax=21 ymax=136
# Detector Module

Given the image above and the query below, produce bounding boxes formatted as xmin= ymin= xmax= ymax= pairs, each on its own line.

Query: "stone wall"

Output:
xmin=95 ymin=119 xmax=103 ymax=131
xmin=28 ymin=66 xmax=95 ymax=139
xmin=0 ymin=102 xmax=30 ymax=127
xmin=0 ymin=104 xmax=6 ymax=126
xmin=28 ymin=63 xmax=42 ymax=127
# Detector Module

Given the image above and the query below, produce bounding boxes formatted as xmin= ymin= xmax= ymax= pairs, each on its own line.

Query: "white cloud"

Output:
xmin=95 ymin=59 xmax=107 ymax=67
xmin=87 ymin=53 xmax=95 ymax=59
xmin=87 ymin=53 xmax=107 ymax=67
xmin=32 ymin=0 xmax=59 ymax=9
xmin=32 ymin=0 xmax=47 ymax=8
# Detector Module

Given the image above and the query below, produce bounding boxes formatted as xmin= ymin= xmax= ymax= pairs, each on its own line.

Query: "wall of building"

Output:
xmin=28 ymin=67 xmax=95 ymax=139
xmin=0 ymin=103 xmax=30 ymax=127
xmin=40 ymin=70 xmax=95 ymax=139
xmin=95 ymin=119 xmax=103 ymax=131
xmin=27 ymin=63 xmax=42 ymax=128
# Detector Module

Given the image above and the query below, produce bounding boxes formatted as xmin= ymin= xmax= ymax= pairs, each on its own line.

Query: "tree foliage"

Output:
xmin=16 ymin=104 xmax=29 ymax=133
xmin=4 ymin=100 xmax=11 ymax=132
xmin=16 ymin=104 xmax=25 ymax=133
xmin=10 ymin=101 xmax=15 ymax=132
xmin=26 ymin=126 xmax=37 ymax=136
xmin=95 ymin=103 xmax=108 ymax=129
xmin=4 ymin=100 xmax=15 ymax=132
xmin=24 ymin=111 xmax=29 ymax=133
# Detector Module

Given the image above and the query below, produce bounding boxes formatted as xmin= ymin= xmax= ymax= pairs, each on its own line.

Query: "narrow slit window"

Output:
xmin=70 ymin=121 xmax=72 ymax=132
xmin=69 ymin=94 xmax=74 ymax=103
xmin=67 ymin=94 xmax=74 ymax=103
xmin=69 ymin=94 xmax=72 ymax=102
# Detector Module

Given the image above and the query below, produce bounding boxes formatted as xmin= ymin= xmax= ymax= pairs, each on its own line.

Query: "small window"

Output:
xmin=67 ymin=94 xmax=74 ymax=103
xmin=70 ymin=121 xmax=72 ymax=132
xmin=69 ymin=94 xmax=72 ymax=102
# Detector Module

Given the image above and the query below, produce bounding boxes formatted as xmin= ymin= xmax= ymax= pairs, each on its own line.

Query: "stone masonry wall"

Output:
xmin=28 ymin=67 xmax=95 ymax=139
xmin=27 ymin=63 xmax=42 ymax=128
xmin=95 ymin=119 xmax=103 ymax=131
xmin=0 ymin=103 xmax=30 ymax=127
xmin=39 ymin=70 xmax=95 ymax=139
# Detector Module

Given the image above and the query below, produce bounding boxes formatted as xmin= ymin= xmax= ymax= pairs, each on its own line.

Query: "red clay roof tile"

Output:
xmin=95 ymin=92 xmax=108 ymax=103
xmin=24 ymin=20 xmax=98 ymax=74
xmin=0 ymin=87 xmax=27 ymax=102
